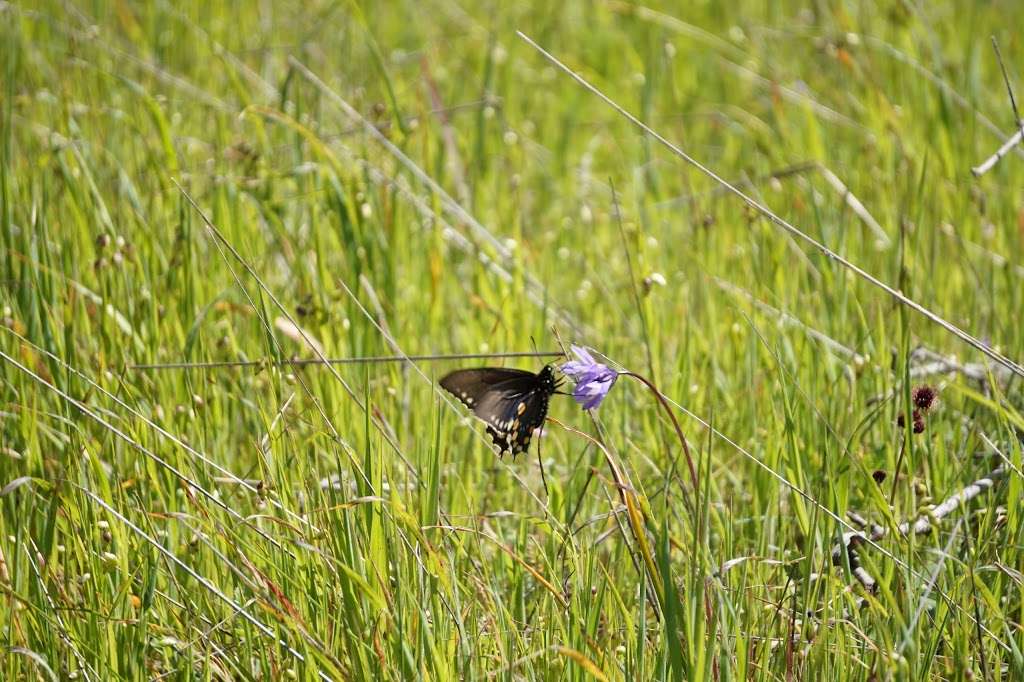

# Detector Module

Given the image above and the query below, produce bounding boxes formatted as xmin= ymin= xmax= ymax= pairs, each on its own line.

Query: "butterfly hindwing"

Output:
xmin=441 ymin=366 xmax=557 ymax=456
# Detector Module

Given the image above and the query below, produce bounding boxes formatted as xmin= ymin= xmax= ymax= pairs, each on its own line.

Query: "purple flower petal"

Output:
xmin=570 ymin=345 xmax=596 ymax=365
xmin=559 ymin=345 xmax=619 ymax=410
xmin=560 ymin=345 xmax=599 ymax=378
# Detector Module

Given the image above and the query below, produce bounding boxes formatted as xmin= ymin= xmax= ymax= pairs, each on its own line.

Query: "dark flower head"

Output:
xmin=897 ymin=408 xmax=927 ymax=434
xmin=560 ymin=345 xmax=620 ymax=410
xmin=897 ymin=408 xmax=922 ymax=429
xmin=912 ymin=385 xmax=937 ymax=412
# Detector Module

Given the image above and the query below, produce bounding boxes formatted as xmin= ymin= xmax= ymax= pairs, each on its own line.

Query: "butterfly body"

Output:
xmin=441 ymin=365 xmax=558 ymax=456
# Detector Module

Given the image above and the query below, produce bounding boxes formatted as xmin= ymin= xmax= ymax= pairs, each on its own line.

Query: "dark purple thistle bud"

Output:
xmin=560 ymin=345 xmax=620 ymax=410
xmin=912 ymin=385 xmax=937 ymax=412
xmin=898 ymin=408 xmax=924 ymax=432
xmin=897 ymin=412 xmax=912 ymax=428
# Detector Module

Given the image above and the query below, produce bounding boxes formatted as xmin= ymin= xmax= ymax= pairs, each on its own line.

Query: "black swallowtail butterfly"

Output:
xmin=440 ymin=365 xmax=559 ymax=456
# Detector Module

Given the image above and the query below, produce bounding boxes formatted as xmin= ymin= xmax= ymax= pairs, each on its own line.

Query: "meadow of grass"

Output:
xmin=3 ymin=0 xmax=1024 ymax=679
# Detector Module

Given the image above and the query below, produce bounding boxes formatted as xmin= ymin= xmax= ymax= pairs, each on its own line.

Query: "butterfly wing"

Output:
xmin=441 ymin=367 xmax=555 ymax=456
xmin=440 ymin=368 xmax=537 ymax=409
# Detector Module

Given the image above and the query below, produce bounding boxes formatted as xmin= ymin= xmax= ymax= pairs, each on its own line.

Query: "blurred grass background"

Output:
xmin=3 ymin=0 xmax=1024 ymax=679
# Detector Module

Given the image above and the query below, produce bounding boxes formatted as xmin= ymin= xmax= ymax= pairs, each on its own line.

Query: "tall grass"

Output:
xmin=2 ymin=1 xmax=1024 ymax=679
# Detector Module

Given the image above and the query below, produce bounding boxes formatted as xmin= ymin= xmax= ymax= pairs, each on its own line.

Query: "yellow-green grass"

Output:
xmin=2 ymin=1 xmax=1024 ymax=679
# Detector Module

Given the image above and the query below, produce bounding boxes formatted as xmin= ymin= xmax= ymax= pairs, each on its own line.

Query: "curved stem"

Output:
xmin=547 ymin=417 xmax=665 ymax=613
xmin=622 ymin=372 xmax=699 ymax=498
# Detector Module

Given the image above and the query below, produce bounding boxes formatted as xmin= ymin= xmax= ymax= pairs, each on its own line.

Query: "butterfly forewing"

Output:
xmin=441 ymin=366 xmax=556 ymax=456
xmin=440 ymin=368 xmax=538 ymax=409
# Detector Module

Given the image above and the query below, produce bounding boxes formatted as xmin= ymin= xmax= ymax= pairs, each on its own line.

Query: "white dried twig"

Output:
xmin=972 ymin=37 xmax=1024 ymax=177
xmin=833 ymin=465 xmax=1007 ymax=592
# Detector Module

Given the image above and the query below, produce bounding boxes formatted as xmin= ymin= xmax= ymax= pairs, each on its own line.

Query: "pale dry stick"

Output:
xmin=910 ymin=346 xmax=1013 ymax=381
xmin=900 ymin=465 xmax=1006 ymax=536
xmin=972 ymin=127 xmax=1024 ymax=177
xmin=909 ymin=358 xmax=1011 ymax=384
xmin=76 ymin=486 xmax=337 ymax=682
xmin=834 ymin=466 xmax=1007 ymax=585
xmin=287 ymin=57 xmax=581 ymax=335
xmin=517 ymin=31 xmax=1024 ymax=383
xmin=846 ymin=510 xmax=885 ymax=541
xmin=0 ymin=349 xmax=293 ymax=555
xmin=5 ymin=327 xmax=318 ymax=536
xmin=973 ymin=37 xmax=1024 ymax=177
xmin=831 ymin=530 xmax=878 ymax=594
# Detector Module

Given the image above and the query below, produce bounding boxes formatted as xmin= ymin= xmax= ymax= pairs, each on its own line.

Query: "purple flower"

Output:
xmin=560 ymin=345 xmax=619 ymax=410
